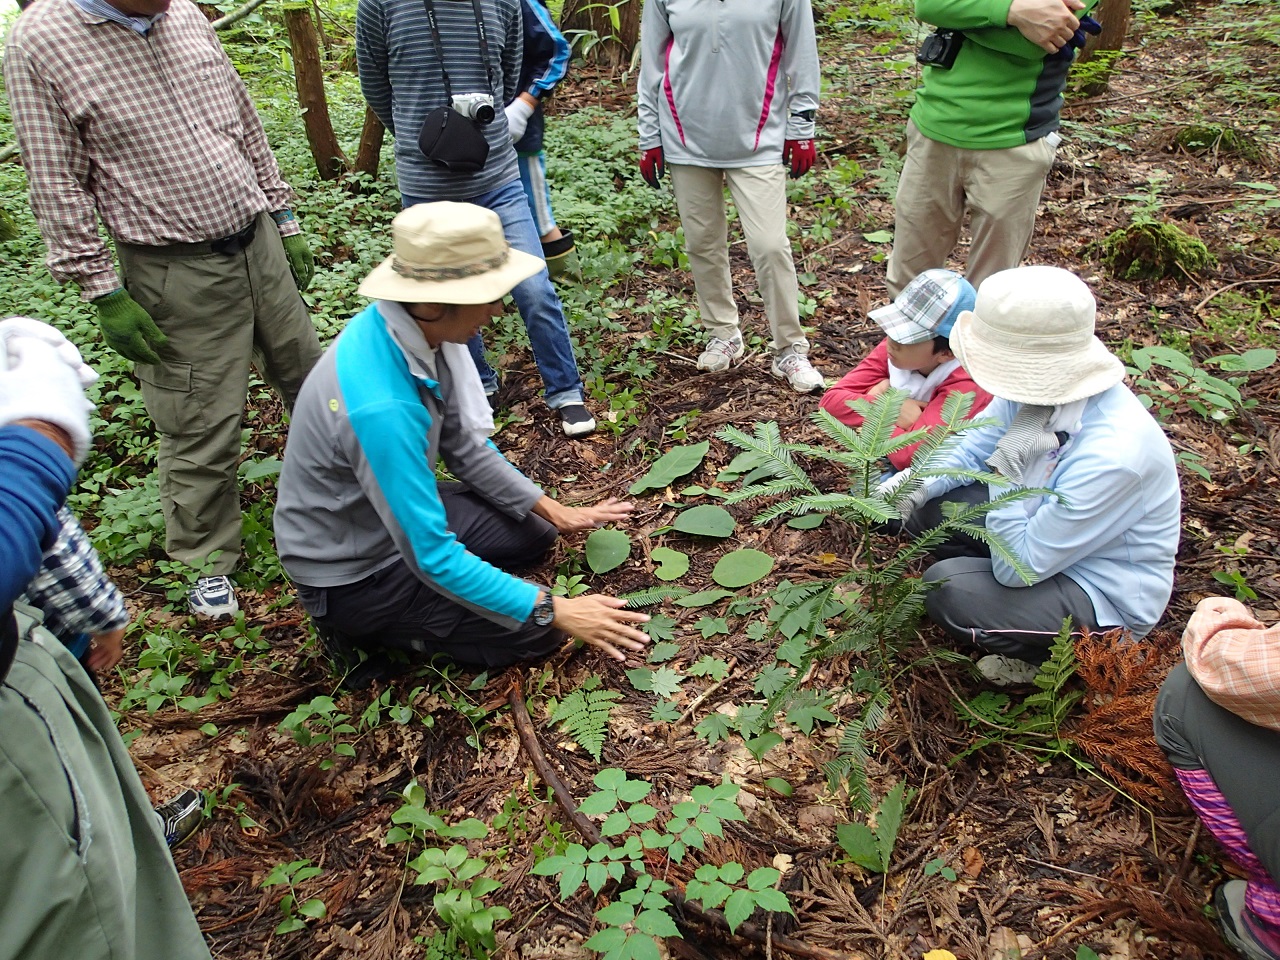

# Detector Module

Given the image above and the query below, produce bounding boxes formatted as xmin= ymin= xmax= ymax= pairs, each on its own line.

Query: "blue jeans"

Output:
xmin=403 ymin=180 xmax=584 ymax=408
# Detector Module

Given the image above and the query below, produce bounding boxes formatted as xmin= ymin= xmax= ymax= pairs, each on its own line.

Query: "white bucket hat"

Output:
xmin=358 ymin=202 xmax=544 ymax=304
xmin=948 ymin=266 xmax=1125 ymax=406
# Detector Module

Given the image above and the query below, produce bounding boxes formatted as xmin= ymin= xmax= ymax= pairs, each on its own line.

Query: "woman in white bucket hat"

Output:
xmin=274 ymin=203 xmax=649 ymax=685
xmin=894 ymin=265 xmax=1182 ymax=686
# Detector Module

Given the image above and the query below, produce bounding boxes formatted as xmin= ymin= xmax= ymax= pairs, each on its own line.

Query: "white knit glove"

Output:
xmin=505 ymin=97 xmax=536 ymax=143
xmin=0 ymin=334 xmax=94 ymax=462
xmin=0 ymin=315 xmax=98 ymax=389
xmin=876 ymin=467 xmax=931 ymax=521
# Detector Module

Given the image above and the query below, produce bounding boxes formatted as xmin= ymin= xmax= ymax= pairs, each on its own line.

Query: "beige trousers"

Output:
xmin=118 ymin=212 xmax=322 ymax=575
xmin=669 ymin=163 xmax=807 ymax=352
xmin=886 ymin=120 xmax=1058 ymax=298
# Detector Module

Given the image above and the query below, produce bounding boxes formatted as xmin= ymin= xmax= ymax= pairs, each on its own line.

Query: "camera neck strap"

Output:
xmin=421 ymin=0 xmax=497 ymax=102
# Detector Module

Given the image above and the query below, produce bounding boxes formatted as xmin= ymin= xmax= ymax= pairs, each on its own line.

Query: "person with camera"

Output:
xmin=356 ymin=0 xmax=596 ymax=438
xmin=636 ymin=0 xmax=826 ymax=394
xmin=4 ymin=0 xmax=323 ymax=621
xmin=885 ymin=0 xmax=1101 ymax=299
xmin=274 ymin=203 xmax=651 ymax=688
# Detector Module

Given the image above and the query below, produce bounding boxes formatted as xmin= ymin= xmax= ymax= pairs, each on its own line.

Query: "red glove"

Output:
xmin=639 ymin=147 xmax=665 ymax=188
xmin=783 ymin=139 xmax=816 ymax=179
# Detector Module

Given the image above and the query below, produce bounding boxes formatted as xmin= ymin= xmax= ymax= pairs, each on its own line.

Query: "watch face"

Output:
xmin=534 ymin=597 xmax=556 ymax=626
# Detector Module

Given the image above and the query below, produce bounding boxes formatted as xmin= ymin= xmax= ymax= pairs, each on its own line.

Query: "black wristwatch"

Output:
xmin=531 ymin=592 xmax=556 ymax=627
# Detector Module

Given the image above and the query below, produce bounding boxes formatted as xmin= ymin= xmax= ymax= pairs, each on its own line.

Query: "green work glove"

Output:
xmin=281 ymin=233 xmax=314 ymax=291
xmin=93 ymin=289 xmax=167 ymax=365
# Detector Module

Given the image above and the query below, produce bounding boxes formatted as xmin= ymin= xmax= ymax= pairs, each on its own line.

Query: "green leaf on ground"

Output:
xmin=585 ymin=529 xmax=632 ymax=574
xmin=629 ymin=441 xmax=710 ymax=495
xmin=650 ymin=546 xmax=690 ymax=581
xmin=672 ymin=504 xmax=736 ymax=538
xmin=712 ymin=549 xmax=775 ymax=588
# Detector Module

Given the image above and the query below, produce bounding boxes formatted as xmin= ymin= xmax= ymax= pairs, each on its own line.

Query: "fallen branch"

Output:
xmin=1193 ymin=277 xmax=1280 ymax=314
xmin=508 ymin=681 xmax=862 ymax=960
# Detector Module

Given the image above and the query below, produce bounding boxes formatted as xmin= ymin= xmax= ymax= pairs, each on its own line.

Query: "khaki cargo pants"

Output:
xmin=118 ymin=212 xmax=322 ymax=575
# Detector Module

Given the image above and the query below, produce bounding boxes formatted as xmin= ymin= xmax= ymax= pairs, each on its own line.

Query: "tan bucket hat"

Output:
xmin=948 ymin=266 xmax=1125 ymax=406
xmin=358 ymin=202 xmax=544 ymax=304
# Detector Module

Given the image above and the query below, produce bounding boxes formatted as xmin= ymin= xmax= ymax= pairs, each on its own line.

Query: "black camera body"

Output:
xmin=917 ymin=29 xmax=964 ymax=69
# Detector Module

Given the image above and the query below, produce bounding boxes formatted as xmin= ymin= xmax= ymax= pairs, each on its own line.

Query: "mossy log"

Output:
xmin=1099 ymin=219 xmax=1216 ymax=281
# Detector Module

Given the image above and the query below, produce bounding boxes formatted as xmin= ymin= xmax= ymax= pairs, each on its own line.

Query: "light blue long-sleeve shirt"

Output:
xmin=922 ymin=384 xmax=1182 ymax=637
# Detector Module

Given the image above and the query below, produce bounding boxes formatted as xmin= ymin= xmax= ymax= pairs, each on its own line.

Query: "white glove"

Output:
xmin=505 ymin=97 xmax=536 ymax=143
xmin=0 ymin=336 xmax=94 ymax=463
xmin=0 ymin=316 xmax=98 ymax=389
xmin=876 ymin=467 xmax=930 ymax=521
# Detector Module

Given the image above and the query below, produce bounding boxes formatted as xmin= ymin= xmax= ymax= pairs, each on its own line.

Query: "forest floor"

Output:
xmin=47 ymin=1 xmax=1280 ymax=958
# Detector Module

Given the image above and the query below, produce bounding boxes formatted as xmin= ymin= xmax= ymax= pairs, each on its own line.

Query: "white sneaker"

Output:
xmin=189 ymin=575 xmax=239 ymax=618
xmin=697 ymin=333 xmax=745 ymax=372
xmin=771 ymin=347 xmax=824 ymax=393
xmin=976 ymin=654 xmax=1040 ymax=687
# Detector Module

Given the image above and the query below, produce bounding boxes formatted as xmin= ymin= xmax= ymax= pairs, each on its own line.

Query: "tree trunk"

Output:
xmin=352 ymin=106 xmax=386 ymax=181
xmin=282 ymin=4 xmax=348 ymax=180
xmin=1079 ymin=0 xmax=1131 ymax=62
xmin=560 ymin=0 xmax=641 ymax=70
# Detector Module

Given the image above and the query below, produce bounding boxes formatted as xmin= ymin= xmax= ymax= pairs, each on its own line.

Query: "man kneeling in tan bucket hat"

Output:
xmin=273 ymin=204 xmax=650 ymax=685
xmin=894 ymin=265 xmax=1182 ymax=686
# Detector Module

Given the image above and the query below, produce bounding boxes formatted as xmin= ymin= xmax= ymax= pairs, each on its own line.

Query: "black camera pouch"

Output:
xmin=418 ymin=107 xmax=490 ymax=173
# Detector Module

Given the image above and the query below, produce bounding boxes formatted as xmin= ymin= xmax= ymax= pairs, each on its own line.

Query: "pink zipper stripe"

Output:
xmin=754 ymin=27 xmax=784 ymax=152
xmin=663 ymin=37 xmax=686 ymax=146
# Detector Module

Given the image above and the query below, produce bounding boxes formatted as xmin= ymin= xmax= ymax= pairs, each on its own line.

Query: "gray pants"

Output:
xmin=298 ymin=485 xmax=563 ymax=669
xmin=0 ymin=608 xmax=211 ymax=960
xmin=118 ymin=212 xmax=322 ymax=575
xmin=1155 ymin=663 xmax=1280 ymax=886
xmin=909 ymin=485 xmax=1103 ymax=663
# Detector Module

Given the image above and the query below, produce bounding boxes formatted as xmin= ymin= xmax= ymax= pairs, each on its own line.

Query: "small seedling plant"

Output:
xmin=278 ymin=696 xmax=357 ymax=770
xmin=385 ymin=780 xmax=510 ymax=958
xmin=533 ymin=769 xmax=794 ymax=960
xmin=261 ymin=859 xmax=327 ymax=934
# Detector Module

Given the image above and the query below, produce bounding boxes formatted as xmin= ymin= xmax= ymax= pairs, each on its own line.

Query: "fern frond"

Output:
xmin=619 ymin=585 xmax=689 ymax=608
xmin=549 ymin=675 xmax=622 ymax=762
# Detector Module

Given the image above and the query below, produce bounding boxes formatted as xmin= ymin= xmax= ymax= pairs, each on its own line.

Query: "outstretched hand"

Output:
xmin=554 ymin=594 xmax=651 ymax=662
xmin=534 ymin=496 xmax=635 ymax=534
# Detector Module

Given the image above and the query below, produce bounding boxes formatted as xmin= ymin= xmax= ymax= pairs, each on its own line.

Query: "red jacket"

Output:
xmin=818 ymin=340 xmax=993 ymax=472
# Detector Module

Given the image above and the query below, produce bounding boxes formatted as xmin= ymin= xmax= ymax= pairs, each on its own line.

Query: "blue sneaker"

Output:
xmin=155 ymin=788 xmax=204 ymax=849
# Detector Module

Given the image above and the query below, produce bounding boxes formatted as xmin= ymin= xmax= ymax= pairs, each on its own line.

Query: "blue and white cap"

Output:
xmin=870 ymin=269 xmax=977 ymax=345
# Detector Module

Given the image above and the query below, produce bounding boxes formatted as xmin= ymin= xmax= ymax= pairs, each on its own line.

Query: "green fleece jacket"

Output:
xmin=910 ymin=0 xmax=1100 ymax=150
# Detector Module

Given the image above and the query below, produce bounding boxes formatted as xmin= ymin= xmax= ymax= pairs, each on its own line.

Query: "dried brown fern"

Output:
xmin=1066 ymin=628 xmax=1186 ymax=809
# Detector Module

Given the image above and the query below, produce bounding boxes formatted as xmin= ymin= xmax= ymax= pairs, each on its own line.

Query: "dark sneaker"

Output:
xmin=188 ymin=575 xmax=238 ymax=618
xmin=155 ymin=788 xmax=204 ymax=848
xmin=1217 ymin=880 xmax=1280 ymax=960
xmin=559 ymin=403 xmax=596 ymax=438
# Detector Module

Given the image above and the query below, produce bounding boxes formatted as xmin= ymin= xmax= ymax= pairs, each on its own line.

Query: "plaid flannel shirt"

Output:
xmin=20 ymin=506 xmax=128 ymax=646
xmin=3 ymin=0 xmax=299 ymax=300
xmin=1182 ymin=596 xmax=1280 ymax=733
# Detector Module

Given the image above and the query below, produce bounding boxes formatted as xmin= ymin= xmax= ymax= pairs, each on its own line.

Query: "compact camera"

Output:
xmin=451 ymin=93 xmax=496 ymax=125
xmin=916 ymin=29 xmax=963 ymax=69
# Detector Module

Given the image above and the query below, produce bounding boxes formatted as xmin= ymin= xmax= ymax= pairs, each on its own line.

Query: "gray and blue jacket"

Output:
xmin=637 ymin=0 xmax=819 ymax=168
xmin=274 ymin=303 xmax=544 ymax=631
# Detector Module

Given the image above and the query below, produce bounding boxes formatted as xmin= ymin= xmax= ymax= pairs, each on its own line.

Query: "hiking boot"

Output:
xmin=976 ymin=654 xmax=1040 ymax=687
xmin=542 ymin=229 xmax=579 ymax=281
xmin=1217 ymin=880 xmax=1280 ymax=960
xmin=559 ymin=403 xmax=597 ymax=438
xmin=697 ymin=333 xmax=745 ymax=373
xmin=188 ymin=575 xmax=238 ymax=619
xmin=771 ymin=345 xmax=824 ymax=393
xmin=154 ymin=788 xmax=204 ymax=849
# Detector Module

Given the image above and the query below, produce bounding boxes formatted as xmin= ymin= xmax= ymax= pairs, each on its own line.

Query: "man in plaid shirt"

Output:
xmin=4 ymin=0 xmax=324 ymax=618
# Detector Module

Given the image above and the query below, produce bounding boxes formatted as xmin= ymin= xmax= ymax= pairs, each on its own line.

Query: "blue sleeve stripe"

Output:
xmin=335 ymin=309 xmax=539 ymax=626
xmin=525 ymin=0 xmax=570 ymax=98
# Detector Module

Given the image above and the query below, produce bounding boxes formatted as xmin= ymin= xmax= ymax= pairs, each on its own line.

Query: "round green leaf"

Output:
xmin=673 ymin=504 xmax=737 ymax=538
xmin=585 ymin=528 xmax=632 ymax=574
xmin=786 ymin=513 xmax=824 ymax=530
xmin=650 ymin=546 xmax=690 ymax=581
xmin=711 ymin=549 xmax=775 ymax=588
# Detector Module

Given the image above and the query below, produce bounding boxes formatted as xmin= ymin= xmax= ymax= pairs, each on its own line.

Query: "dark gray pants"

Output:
xmin=298 ymin=485 xmax=563 ymax=669
xmin=1155 ymin=663 xmax=1280 ymax=886
xmin=909 ymin=485 xmax=1103 ymax=663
